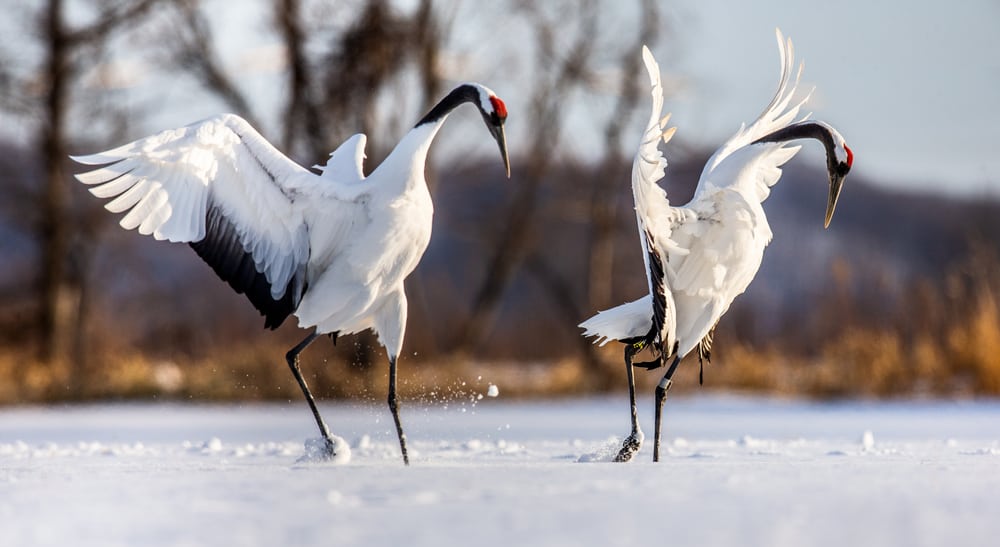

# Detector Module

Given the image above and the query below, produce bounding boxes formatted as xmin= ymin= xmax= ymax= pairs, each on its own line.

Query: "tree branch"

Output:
xmin=453 ymin=0 xmax=600 ymax=351
xmin=166 ymin=0 xmax=259 ymax=127
xmin=64 ymin=0 xmax=162 ymax=47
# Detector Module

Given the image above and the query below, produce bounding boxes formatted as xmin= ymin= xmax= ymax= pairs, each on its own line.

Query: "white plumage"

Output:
xmin=73 ymin=83 xmax=511 ymax=465
xmin=580 ymin=30 xmax=853 ymax=462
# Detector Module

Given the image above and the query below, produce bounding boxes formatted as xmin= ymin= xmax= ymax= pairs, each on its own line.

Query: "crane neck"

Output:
xmin=751 ymin=120 xmax=847 ymax=173
xmin=376 ymin=84 xmax=484 ymax=193
xmin=414 ymin=84 xmax=482 ymax=128
xmin=372 ymin=122 xmax=441 ymax=195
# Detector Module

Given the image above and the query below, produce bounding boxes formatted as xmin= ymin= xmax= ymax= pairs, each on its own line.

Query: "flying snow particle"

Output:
xmin=861 ymin=430 xmax=875 ymax=451
xmin=487 ymin=384 xmax=499 ymax=397
xmin=202 ymin=437 xmax=223 ymax=454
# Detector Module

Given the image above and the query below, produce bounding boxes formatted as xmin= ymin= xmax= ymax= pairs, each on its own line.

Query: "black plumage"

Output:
xmin=189 ymin=202 xmax=299 ymax=329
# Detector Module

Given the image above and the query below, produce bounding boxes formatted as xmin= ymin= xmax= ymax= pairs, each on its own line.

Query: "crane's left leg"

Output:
xmin=652 ymin=356 xmax=681 ymax=462
xmin=615 ymin=343 xmax=645 ymax=462
xmin=286 ymin=331 xmax=338 ymax=458
xmin=387 ymin=354 xmax=409 ymax=465
xmin=375 ymin=290 xmax=410 ymax=465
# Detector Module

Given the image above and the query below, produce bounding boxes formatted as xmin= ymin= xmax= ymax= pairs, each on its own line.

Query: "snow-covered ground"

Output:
xmin=2 ymin=395 xmax=999 ymax=547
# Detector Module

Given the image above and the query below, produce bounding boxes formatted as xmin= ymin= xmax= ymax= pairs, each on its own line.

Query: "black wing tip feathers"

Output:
xmin=644 ymin=229 xmax=668 ymax=348
xmin=189 ymin=203 xmax=300 ymax=330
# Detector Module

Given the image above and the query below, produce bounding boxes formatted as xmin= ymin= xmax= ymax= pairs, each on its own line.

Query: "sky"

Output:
xmin=180 ymin=0 xmax=1000 ymax=198
xmin=5 ymin=0 xmax=999 ymax=199
xmin=660 ymin=0 xmax=1000 ymax=198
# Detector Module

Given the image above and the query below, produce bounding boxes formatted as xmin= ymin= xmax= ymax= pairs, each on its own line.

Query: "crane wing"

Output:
xmin=631 ymin=46 xmax=694 ymax=353
xmin=662 ymin=31 xmax=811 ymax=354
xmin=313 ymin=133 xmax=367 ymax=183
xmin=696 ymin=29 xmax=810 ymax=203
xmin=72 ymin=113 xmax=346 ymax=329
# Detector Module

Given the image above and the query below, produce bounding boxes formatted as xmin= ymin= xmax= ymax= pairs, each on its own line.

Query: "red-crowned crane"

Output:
xmin=72 ymin=83 xmax=511 ymax=465
xmin=580 ymin=30 xmax=853 ymax=462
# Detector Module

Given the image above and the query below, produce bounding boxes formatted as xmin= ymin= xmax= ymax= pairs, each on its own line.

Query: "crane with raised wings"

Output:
xmin=580 ymin=30 xmax=853 ymax=462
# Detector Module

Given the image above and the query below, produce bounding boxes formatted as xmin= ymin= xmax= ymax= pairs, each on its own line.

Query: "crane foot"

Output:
xmin=614 ymin=431 xmax=644 ymax=462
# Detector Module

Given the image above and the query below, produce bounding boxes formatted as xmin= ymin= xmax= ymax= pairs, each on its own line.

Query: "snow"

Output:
xmin=2 ymin=396 xmax=999 ymax=547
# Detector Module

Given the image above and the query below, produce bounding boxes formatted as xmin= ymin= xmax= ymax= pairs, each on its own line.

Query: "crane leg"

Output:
xmin=653 ymin=356 xmax=681 ymax=462
xmin=285 ymin=331 xmax=337 ymax=458
xmin=615 ymin=344 xmax=644 ymax=462
xmin=387 ymin=354 xmax=410 ymax=465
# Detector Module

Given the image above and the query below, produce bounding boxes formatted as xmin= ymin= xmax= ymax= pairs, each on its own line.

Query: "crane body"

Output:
xmin=581 ymin=31 xmax=853 ymax=462
xmin=73 ymin=83 xmax=511 ymax=465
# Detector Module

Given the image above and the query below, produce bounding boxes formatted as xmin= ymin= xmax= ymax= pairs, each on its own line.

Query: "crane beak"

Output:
xmin=824 ymin=172 xmax=845 ymax=229
xmin=491 ymin=122 xmax=511 ymax=178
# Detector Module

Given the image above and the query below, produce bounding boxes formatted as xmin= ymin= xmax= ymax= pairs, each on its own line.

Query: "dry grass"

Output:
xmin=3 ymin=249 xmax=1000 ymax=404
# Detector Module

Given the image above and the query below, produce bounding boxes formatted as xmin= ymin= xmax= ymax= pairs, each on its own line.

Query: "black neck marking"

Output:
xmin=752 ymin=121 xmax=846 ymax=175
xmin=415 ymin=84 xmax=482 ymax=128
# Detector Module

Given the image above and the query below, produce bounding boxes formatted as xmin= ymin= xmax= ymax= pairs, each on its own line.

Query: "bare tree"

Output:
xmin=275 ymin=0 xmax=323 ymax=158
xmin=585 ymin=0 xmax=660 ymax=313
xmin=453 ymin=0 xmax=659 ymax=354
xmin=165 ymin=0 xmax=260 ymax=128
xmin=450 ymin=0 xmax=598 ymax=351
xmin=318 ymin=0 xmax=415 ymax=162
xmin=412 ymin=0 xmax=444 ymax=122
xmin=31 ymin=0 xmax=161 ymax=368
xmin=165 ymin=0 xmax=444 ymax=166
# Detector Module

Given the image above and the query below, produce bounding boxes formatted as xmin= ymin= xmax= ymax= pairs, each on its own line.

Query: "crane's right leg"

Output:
xmin=652 ymin=356 xmax=681 ymax=462
xmin=286 ymin=331 xmax=337 ymax=458
xmin=614 ymin=343 xmax=645 ymax=462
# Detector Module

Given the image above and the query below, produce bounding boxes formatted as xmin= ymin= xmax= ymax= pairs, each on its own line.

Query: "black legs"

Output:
xmin=286 ymin=332 xmax=410 ymax=465
xmin=286 ymin=332 xmax=337 ymax=457
xmin=614 ymin=344 xmax=644 ymax=462
xmin=617 ymin=341 xmax=679 ymax=463
xmin=652 ymin=356 xmax=680 ymax=462
xmin=387 ymin=354 xmax=409 ymax=465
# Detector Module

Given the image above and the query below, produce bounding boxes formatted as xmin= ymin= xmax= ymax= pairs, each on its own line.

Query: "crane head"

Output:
xmin=415 ymin=83 xmax=511 ymax=177
xmin=480 ymin=94 xmax=511 ymax=178
xmin=756 ymin=120 xmax=854 ymax=229
xmin=824 ymin=142 xmax=853 ymax=228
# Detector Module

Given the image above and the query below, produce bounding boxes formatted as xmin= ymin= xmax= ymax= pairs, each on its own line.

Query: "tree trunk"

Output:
xmin=38 ymin=0 xmax=79 ymax=367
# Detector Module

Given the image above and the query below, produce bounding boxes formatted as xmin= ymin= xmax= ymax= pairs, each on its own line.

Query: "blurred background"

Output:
xmin=1 ymin=0 xmax=998 ymax=404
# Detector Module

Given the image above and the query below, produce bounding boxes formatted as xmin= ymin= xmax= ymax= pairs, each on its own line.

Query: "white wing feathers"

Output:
xmin=632 ymin=46 xmax=682 ymax=238
xmin=630 ymin=47 xmax=691 ymax=352
xmin=664 ymin=29 xmax=812 ymax=355
xmin=313 ymin=133 xmax=367 ymax=183
xmin=72 ymin=113 xmax=314 ymax=302
xmin=580 ymin=46 xmax=691 ymax=349
xmin=698 ymin=28 xmax=811 ymax=198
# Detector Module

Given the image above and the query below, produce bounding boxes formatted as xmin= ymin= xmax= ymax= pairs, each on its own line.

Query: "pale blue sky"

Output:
xmin=441 ymin=0 xmax=1000 ymax=198
xmin=6 ymin=0 xmax=997 ymax=199
xmin=662 ymin=0 xmax=1000 ymax=197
